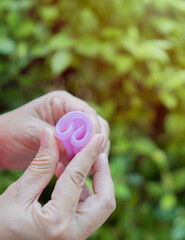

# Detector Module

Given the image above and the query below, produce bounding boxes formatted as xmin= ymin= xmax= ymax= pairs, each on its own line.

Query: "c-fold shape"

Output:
xmin=55 ymin=111 xmax=93 ymax=161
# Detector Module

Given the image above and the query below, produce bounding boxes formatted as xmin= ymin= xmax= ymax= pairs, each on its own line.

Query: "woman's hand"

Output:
xmin=0 ymin=91 xmax=110 ymax=170
xmin=0 ymin=128 xmax=115 ymax=240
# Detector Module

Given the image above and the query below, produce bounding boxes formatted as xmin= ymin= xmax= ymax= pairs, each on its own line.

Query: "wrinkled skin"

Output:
xmin=0 ymin=91 xmax=110 ymax=171
xmin=0 ymin=92 xmax=115 ymax=239
xmin=0 ymin=128 xmax=116 ymax=240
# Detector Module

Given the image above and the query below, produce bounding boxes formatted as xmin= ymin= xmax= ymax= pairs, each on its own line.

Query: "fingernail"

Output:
xmin=40 ymin=128 xmax=49 ymax=147
xmin=98 ymin=135 xmax=105 ymax=152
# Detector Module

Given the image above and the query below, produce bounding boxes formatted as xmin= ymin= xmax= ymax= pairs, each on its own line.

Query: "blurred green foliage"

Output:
xmin=1 ymin=0 xmax=185 ymax=239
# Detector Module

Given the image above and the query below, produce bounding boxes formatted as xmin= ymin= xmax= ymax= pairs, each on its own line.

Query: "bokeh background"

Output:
xmin=1 ymin=0 xmax=185 ymax=239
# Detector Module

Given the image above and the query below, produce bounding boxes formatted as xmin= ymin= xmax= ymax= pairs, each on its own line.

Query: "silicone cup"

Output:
xmin=55 ymin=111 xmax=93 ymax=161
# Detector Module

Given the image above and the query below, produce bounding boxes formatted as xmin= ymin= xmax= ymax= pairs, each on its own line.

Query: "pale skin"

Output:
xmin=0 ymin=91 xmax=116 ymax=240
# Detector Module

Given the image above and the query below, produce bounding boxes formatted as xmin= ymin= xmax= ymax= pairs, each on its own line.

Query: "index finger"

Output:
xmin=51 ymin=134 xmax=105 ymax=213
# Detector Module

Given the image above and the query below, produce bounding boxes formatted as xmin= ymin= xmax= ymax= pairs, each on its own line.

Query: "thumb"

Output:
xmin=19 ymin=127 xmax=59 ymax=202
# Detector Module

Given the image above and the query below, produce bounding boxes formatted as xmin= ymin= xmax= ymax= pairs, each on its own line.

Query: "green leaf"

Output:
xmin=48 ymin=33 xmax=73 ymax=51
xmin=131 ymin=137 xmax=157 ymax=156
xmin=159 ymin=91 xmax=177 ymax=109
xmin=0 ymin=37 xmax=16 ymax=54
xmin=79 ymin=8 xmax=99 ymax=32
xmin=39 ymin=6 xmax=59 ymax=22
xmin=50 ymin=51 xmax=73 ymax=75
xmin=100 ymin=100 xmax=115 ymax=120
xmin=169 ymin=1 xmax=185 ymax=13
xmin=15 ymin=20 xmax=35 ymax=38
xmin=135 ymin=40 xmax=172 ymax=63
xmin=160 ymin=193 xmax=177 ymax=210
xmin=31 ymin=44 xmax=50 ymax=57
xmin=114 ymin=55 xmax=134 ymax=74
xmin=165 ymin=113 xmax=185 ymax=134
xmin=114 ymin=182 xmax=131 ymax=199
xmin=146 ymin=182 xmax=163 ymax=197
xmin=110 ymin=156 xmax=128 ymax=178
xmin=152 ymin=151 xmax=169 ymax=171
xmin=101 ymin=27 xmax=123 ymax=39
xmin=75 ymin=37 xmax=101 ymax=57
xmin=162 ymin=70 xmax=185 ymax=90
xmin=152 ymin=17 xmax=178 ymax=35
xmin=172 ymin=168 xmax=185 ymax=192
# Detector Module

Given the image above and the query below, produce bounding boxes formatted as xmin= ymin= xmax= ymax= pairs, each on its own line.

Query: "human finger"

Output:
xmin=46 ymin=91 xmax=101 ymax=135
xmin=98 ymin=115 xmax=110 ymax=152
xmin=76 ymin=153 xmax=116 ymax=237
xmin=51 ymin=134 xmax=104 ymax=213
xmin=18 ymin=128 xmax=59 ymax=203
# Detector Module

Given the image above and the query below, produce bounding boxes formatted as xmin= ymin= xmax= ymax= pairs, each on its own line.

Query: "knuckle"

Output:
xmin=60 ymin=89 xmax=68 ymax=95
xmin=102 ymin=118 xmax=110 ymax=134
xmin=56 ymin=90 xmax=69 ymax=98
xmin=45 ymin=91 xmax=57 ymax=99
xmin=62 ymin=99 xmax=68 ymax=114
xmin=36 ymin=150 xmax=48 ymax=159
xmin=86 ymin=135 xmax=102 ymax=157
xmin=46 ymin=90 xmax=70 ymax=106
xmin=104 ymin=196 xmax=116 ymax=213
xmin=48 ymin=90 xmax=69 ymax=103
xmin=104 ymin=119 xmax=110 ymax=131
xmin=90 ymin=107 xmax=98 ymax=116
xmin=35 ymin=153 xmax=52 ymax=165
xmin=85 ymin=136 xmax=100 ymax=158
xmin=69 ymin=168 xmax=86 ymax=189
xmin=48 ymin=90 xmax=67 ymax=96
xmin=30 ymin=154 xmax=53 ymax=173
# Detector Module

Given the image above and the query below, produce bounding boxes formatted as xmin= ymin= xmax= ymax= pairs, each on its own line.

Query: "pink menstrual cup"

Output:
xmin=55 ymin=111 xmax=93 ymax=161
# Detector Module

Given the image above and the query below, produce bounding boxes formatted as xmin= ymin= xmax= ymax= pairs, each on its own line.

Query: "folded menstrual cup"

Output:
xmin=55 ymin=111 xmax=93 ymax=161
